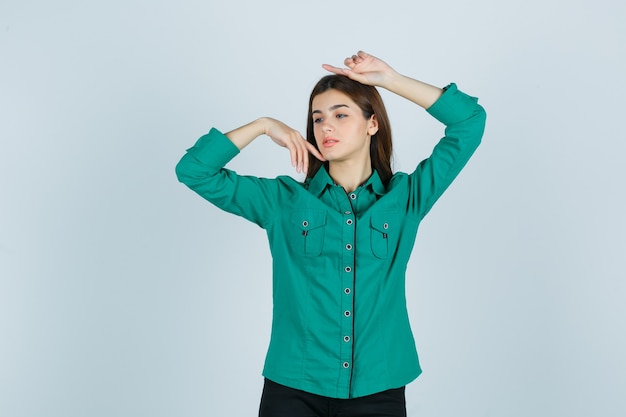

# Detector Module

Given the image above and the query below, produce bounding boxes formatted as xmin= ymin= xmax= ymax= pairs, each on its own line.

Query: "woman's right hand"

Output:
xmin=262 ymin=117 xmax=325 ymax=174
xmin=226 ymin=117 xmax=325 ymax=174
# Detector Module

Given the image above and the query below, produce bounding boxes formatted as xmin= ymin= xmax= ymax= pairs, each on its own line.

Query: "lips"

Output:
xmin=322 ymin=137 xmax=339 ymax=147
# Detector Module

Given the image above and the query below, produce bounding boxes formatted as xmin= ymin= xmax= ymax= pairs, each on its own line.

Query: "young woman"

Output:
xmin=176 ymin=51 xmax=486 ymax=417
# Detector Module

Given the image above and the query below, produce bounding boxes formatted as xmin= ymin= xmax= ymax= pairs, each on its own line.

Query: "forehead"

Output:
xmin=312 ymin=89 xmax=358 ymax=110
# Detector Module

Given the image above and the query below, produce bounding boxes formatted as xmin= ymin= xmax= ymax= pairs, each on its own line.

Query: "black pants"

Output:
xmin=258 ymin=379 xmax=407 ymax=417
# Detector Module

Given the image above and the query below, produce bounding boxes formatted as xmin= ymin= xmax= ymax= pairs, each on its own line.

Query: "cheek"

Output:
xmin=313 ymin=126 xmax=323 ymax=144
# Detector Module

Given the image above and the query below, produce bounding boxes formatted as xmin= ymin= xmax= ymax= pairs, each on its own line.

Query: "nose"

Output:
xmin=320 ymin=119 xmax=334 ymax=132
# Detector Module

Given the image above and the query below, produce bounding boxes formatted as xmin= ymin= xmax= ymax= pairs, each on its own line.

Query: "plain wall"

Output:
xmin=1 ymin=0 xmax=625 ymax=416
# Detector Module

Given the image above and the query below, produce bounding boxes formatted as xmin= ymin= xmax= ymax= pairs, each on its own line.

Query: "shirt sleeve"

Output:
xmin=175 ymin=128 xmax=287 ymax=228
xmin=409 ymin=83 xmax=487 ymax=219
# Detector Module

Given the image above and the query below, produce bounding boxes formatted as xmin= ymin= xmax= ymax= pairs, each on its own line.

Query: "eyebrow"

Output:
xmin=312 ymin=104 xmax=350 ymax=114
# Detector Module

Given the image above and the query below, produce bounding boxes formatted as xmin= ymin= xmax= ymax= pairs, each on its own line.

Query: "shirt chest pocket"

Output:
xmin=369 ymin=212 xmax=397 ymax=259
xmin=290 ymin=210 xmax=327 ymax=257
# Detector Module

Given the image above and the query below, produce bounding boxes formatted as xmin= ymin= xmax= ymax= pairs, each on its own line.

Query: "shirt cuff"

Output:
xmin=186 ymin=127 xmax=241 ymax=170
xmin=426 ymin=83 xmax=480 ymax=126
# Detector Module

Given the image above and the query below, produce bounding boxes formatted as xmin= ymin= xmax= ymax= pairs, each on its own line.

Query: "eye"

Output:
xmin=336 ymin=113 xmax=348 ymax=119
xmin=313 ymin=117 xmax=323 ymax=124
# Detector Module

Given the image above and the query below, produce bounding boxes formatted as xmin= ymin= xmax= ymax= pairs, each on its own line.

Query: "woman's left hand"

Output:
xmin=322 ymin=51 xmax=398 ymax=88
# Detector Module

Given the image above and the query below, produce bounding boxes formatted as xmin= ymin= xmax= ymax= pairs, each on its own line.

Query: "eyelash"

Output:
xmin=313 ymin=114 xmax=347 ymax=123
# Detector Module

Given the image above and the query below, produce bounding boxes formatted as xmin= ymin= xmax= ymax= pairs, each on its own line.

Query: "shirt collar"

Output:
xmin=306 ymin=166 xmax=334 ymax=197
xmin=365 ymin=170 xmax=386 ymax=196
xmin=307 ymin=166 xmax=386 ymax=197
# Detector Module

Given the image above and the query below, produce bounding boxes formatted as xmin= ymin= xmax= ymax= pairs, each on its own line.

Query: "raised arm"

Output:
xmin=225 ymin=117 xmax=325 ymax=174
xmin=325 ymin=50 xmax=486 ymax=219
xmin=322 ymin=51 xmax=443 ymax=109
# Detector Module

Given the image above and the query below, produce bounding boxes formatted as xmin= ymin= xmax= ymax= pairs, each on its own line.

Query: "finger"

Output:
xmin=301 ymin=140 xmax=309 ymax=173
xmin=322 ymin=64 xmax=348 ymax=75
xmin=295 ymin=134 xmax=307 ymax=173
xmin=283 ymin=140 xmax=297 ymax=168
xmin=302 ymin=139 xmax=309 ymax=173
xmin=305 ymin=140 xmax=326 ymax=162
xmin=288 ymin=136 xmax=301 ymax=173
xmin=292 ymin=135 xmax=309 ymax=174
xmin=344 ymin=56 xmax=357 ymax=69
xmin=297 ymin=139 xmax=305 ymax=173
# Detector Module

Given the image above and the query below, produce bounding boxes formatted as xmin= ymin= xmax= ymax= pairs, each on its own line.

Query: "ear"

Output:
xmin=368 ymin=114 xmax=379 ymax=136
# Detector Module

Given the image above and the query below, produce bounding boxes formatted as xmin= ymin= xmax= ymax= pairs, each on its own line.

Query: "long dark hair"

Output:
xmin=305 ymin=75 xmax=393 ymax=185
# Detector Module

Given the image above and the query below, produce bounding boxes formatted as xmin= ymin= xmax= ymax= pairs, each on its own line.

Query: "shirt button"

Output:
xmin=345 ymin=244 xmax=352 ymax=251
xmin=349 ymin=193 xmax=357 ymax=200
xmin=344 ymin=211 xmax=351 ymax=215
xmin=346 ymin=219 xmax=353 ymax=226
xmin=344 ymin=310 xmax=351 ymax=317
xmin=344 ymin=266 xmax=352 ymax=273
xmin=383 ymin=222 xmax=389 ymax=230
xmin=343 ymin=362 xmax=350 ymax=368
xmin=302 ymin=220 xmax=309 ymax=227
xmin=344 ymin=335 xmax=351 ymax=342
xmin=344 ymin=288 xmax=351 ymax=294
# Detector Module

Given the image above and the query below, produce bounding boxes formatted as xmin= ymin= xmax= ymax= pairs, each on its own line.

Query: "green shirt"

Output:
xmin=176 ymin=83 xmax=486 ymax=399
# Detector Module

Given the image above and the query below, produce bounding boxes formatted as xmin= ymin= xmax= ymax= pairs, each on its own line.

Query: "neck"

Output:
xmin=328 ymin=158 xmax=373 ymax=194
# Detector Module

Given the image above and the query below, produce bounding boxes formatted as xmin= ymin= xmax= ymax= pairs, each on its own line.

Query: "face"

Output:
xmin=311 ymin=89 xmax=378 ymax=164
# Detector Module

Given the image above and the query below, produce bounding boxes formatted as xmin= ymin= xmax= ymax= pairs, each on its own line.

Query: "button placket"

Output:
xmin=339 ymin=204 xmax=356 ymax=381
